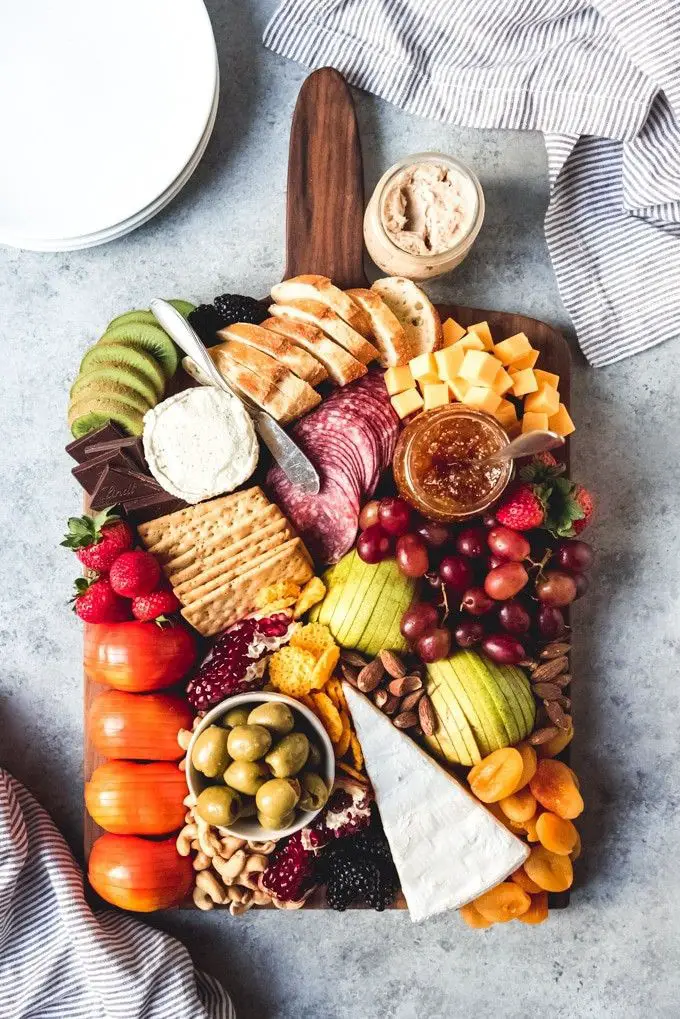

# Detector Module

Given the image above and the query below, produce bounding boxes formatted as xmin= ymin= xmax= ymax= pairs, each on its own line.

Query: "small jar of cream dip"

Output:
xmin=364 ymin=153 xmax=484 ymax=281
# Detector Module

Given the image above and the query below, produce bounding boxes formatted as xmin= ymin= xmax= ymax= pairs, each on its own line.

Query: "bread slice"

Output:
xmin=268 ymin=299 xmax=379 ymax=365
xmin=215 ymin=323 xmax=327 ymax=386
xmin=261 ymin=317 xmax=366 ymax=387
xmin=370 ymin=277 xmax=443 ymax=356
xmin=216 ymin=341 xmax=321 ymax=420
xmin=271 ymin=275 xmax=373 ymax=338
xmin=346 ymin=288 xmax=411 ymax=367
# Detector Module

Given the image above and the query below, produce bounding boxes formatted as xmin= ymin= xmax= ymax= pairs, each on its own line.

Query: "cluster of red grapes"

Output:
xmin=357 ymin=497 xmax=593 ymax=666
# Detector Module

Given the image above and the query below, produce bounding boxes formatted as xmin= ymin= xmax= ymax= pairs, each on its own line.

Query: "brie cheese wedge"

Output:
xmin=143 ymin=387 xmax=258 ymax=503
xmin=343 ymin=683 xmax=529 ymax=923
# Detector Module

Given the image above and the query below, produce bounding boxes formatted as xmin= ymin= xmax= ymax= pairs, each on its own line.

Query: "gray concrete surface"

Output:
xmin=1 ymin=1 xmax=679 ymax=1017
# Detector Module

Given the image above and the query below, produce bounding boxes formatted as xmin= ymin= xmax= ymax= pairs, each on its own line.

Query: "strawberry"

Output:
xmin=72 ymin=576 xmax=130 ymax=623
xmin=495 ymin=484 xmax=546 ymax=531
xmin=109 ymin=550 xmax=161 ymax=598
xmin=571 ymin=484 xmax=594 ymax=534
xmin=62 ymin=507 xmax=133 ymax=573
xmin=131 ymin=588 xmax=181 ymax=622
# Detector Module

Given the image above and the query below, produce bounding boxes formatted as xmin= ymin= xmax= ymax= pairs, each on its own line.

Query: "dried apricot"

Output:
xmin=473 ymin=882 xmax=531 ymax=923
xmin=524 ymin=845 xmax=573 ymax=892
xmin=517 ymin=892 xmax=549 ymax=925
xmin=511 ymin=742 xmax=538 ymax=792
xmin=535 ymin=812 xmax=578 ymax=856
xmin=537 ymin=721 xmax=574 ymax=758
xmin=511 ymin=866 xmax=542 ymax=894
xmin=499 ymin=787 xmax=537 ymax=823
xmin=460 ymin=901 xmax=493 ymax=929
xmin=530 ymin=759 xmax=584 ymax=819
xmin=524 ymin=813 xmax=540 ymax=842
xmin=570 ymin=828 xmax=582 ymax=861
xmin=468 ymin=748 xmax=524 ymax=803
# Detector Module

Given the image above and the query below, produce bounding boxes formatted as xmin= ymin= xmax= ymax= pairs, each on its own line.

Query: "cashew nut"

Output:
xmin=226 ymin=885 xmax=246 ymax=904
xmin=195 ymin=870 xmax=226 ymax=905
xmin=218 ymin=835 xmax=246 ymax=859
xmin=178 ymin=758 xmax=186 ymax=772
xmin=193 ymin=851 xmax=212 ymax=872
xmin=177 ymin=728 xmax=193 ymax=751
xmin=193 ymin=887 xmax=214 ymax=911
xmin=213 ymin=849 xmax=246 ymax=884
xmin=244 ymin=854 xmax=268 ymax=874
xmin=247 ymin=839 xmax=277 ymax=854
xmin=251 ymin=888 xmax=274 ymax=906
xmin=195 ymin=815 xmax=222 ymax=858
xmin=176 ymin=823 xmax=197 ymax=857
xmin=183 ymin=793 xmax=197 ymax=808
xmin=229 ymin=900 xmax=253 ymax=916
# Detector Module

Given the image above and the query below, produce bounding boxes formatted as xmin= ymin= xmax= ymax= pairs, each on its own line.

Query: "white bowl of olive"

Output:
xmin=186 ymin=692 xmax=336 ymax=840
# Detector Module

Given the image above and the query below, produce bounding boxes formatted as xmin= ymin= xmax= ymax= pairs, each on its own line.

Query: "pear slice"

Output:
xmin=426 ymin=665 xmax=481 ymax=765
xmin=355 ymin=565 xmax=411 ymax=657
xmin=505 ymin=665 xmax=537 ymax=733
xmin=450 ymin=652 xmax=511 ymax=750
xmin=486 ymin=659 xmax=535 ymax=737
xmin=309 ymin=554 xmax=355 ymax=627
xmin=430 ymin=658 xmax=497 ymax=756
xmin=330 ymin=554 xmax=377 ymax=645
xmin=462 ymin=650 xmax=521 ymax=746
xmin=342 ymin=559 xmax=394 ymax=650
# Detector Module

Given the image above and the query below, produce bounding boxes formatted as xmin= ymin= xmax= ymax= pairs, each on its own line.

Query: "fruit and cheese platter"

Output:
xmin=67 ymin=69 xmax=591 ymax=927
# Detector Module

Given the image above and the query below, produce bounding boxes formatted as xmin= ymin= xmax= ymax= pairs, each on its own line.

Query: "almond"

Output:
xmin=373 ymin=689 xmax=389 ymax=709
xmin=400 ymin=689 xmax=425 ymax=711
xmin=527 ymin=726 xmax=559 ymax=745
xmin=383 ymin=693 xmax=400 ymax=716
xmin=379 ymin=649 xmax=406 ymax=679
xmin=357 ymin=658 xmax=384 ymax=693
xmin=418 ymin=694 xmax=437 ymax=736
xmin=387 ymin=674 xmax=423 ymax=697
xmin=341 ymin=650 xmax=369 ymax=668
xmin=532 ymin=682 xmax=562 ymax=701
xmin=545 ymin=701 xmax=571 ymax=731
xmin=530 ymin=657 xmax=569 ymax=683
xmin=340 ymin=662 xmax=359 ymax=686
xmin=393 ymin=710 xmax=419 ymax=730
xmin=540 ymin=642 xmax=571 ymax=659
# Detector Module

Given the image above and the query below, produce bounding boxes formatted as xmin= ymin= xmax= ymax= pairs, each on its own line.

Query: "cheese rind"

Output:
xmin=343 ymin=684 xmax=529 ymax=923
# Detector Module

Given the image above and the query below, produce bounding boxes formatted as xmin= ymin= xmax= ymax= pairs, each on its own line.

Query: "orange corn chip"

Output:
xmin=334 ymin=710 xmax=352 ymax=758
xmin=349 ymin=732 xmax=364 ymax=772
xmin=293 ymin=577 xmax=326 ymax=619
xmin=325 ymin=677 xmax=347 ymax=712
xmin=298 ymin=693 xmax=319 ymax=716
xmin=310 ymin=645 xmax=340 ymax=690
xmin=268 ymin=645 xmax=317 ymax=696
xmin=311 ymin=691 xmax=343 ymax=742
xmin=337 ymin=761 xmax=369 ymax=784
xmin=255 ymin=580 xmax=301 ymax=609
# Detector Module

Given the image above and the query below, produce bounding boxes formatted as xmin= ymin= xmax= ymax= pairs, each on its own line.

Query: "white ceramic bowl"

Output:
xmin=186 ymin=692 xmax=335 ymax=841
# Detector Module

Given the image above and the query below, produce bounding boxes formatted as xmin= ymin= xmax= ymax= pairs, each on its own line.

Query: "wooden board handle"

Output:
xmin=284 ymin=68 xmax=368 ymax=289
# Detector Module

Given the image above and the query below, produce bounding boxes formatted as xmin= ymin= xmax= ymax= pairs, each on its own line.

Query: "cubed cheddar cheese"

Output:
xmin=494 ymin=398 xmax=519 ymax=430
xmin=494 ymin=332 xmax=532 ymax=366
xmin=548 ymin=403 xmax=576 ymax=437
xmin=467 ymin=321 xmax=494 ymax=351
xmin=524 ymin=383 xmax=560 ymax=417
xmin=453 ymin=333 xmax=485 ymax=352
xmin=511 ymin=368 xmax=539 ymax=397
xmin=459 ymin=349 xmax=501 ymax=386
xmin=422 ymin=383 xmax=450 ymax=411
xmin=462 ymin=386 xmax=502 ymax=414
xmin=534 ymin=368 xmax=560 ymax=389
xmin=490 ymin=368 xmax=514 ymax=396
xmin=384 ymin=365 xmax=415 ymax=396
xmin=448 ymin=377 xmax=470 ymax=402
xmin=417 ymin=373 xmax=442 ymax=392
xmin=508 ymin=349 xmax=539 ymax=372
xmin=434 ymin=344 xmax=465 ymax=381
xmin=409 ymin=353 xmax=438 ymax=380
xmin=442 ymin=317 xmax=467 ymax=346
xmin=391 ymin=388 xmax=424 ymax=419
xmin=522 ymin=411 xmax=549 ymax=433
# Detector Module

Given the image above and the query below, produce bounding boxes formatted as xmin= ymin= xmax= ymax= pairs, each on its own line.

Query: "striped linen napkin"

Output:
xmin=0 ymin=769 xmax=234 ymax=1019
xmin=264 ymin=0 xmax=680 ymax=366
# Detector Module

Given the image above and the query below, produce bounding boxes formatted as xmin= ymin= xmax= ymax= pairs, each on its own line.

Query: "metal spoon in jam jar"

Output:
xmin=478 ymin=429 xmax=564 ymax=467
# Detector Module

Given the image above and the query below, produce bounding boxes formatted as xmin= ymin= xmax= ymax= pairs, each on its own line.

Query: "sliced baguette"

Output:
xmin=216 ymin=341 xmax=321 ymax=419
xmin=271 ymin=275 xmax=373 ymax=338
xmin=346 ymin=288 xmax=411 ymax=367
xmin=216 ymin=322 xmax=328 ymax=386
xmin=268 ymin=299 xmax=380 ymax=365
xmin=370 ymin=277 xmax=443 ymax=356
xmin=260 ymin=317 xmax=366 ymax=387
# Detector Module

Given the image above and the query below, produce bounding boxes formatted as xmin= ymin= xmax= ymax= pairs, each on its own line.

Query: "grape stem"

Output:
xmin=439 ymin=584 xmax=451 ymax=624
xmin=527 ymin=549 xmax=553 ymax=574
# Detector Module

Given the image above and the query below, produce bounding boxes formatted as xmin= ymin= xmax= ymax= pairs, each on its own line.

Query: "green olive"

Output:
xmin=298 ymin=772 xmax=330 ymax=812
xmin=227 ymin=724 xmax=272 ymax=762
xmin=237 ymin=797 xmax=257 ymax=819
xmin=255 ymin=778 xmax=300 ymax=819
xmin=195 ymin=786 xmax=241 ymax=826
xmin=265 ymin=732 xmax=309 ymax=777
xmin=191 ymin=726 xmax=232 ymax=778
xmin=222 ymin=706 xmax=251 ymax=728
xmin=306 ymin=740 xmax=322 ymax=770
xmin=224 ymin=759 xmax=270 ymax=796
xmin=257 ymin=810 xmax=296 ymax=831
xmin=247 ymin=701 xmax=295 ymax=736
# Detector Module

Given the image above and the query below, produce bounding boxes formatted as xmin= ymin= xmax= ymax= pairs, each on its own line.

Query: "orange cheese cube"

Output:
xmin=434 ymin=344 xmax=465 ymax=381
xmin=453 ymin=333 xmax=485 ymax=352
xmin=422 ymin=383 xmax=450 ymax=411
xmin=522 ymin=411 xmax=549 ymax=433
xmin=459 ymin=349 xmax=501 ymax=386
xmin=508 ymin=349 xmax=539 ymax=372
xmin=490 ymin=368 xmax=514 ymax=396
xmin=442 ymin=317 xmax=467 ymax=346
xmin=448 ymin=377 xmax=470 ymax=402
xmin=417 ymin=373 xmax=442 ymax=393
xmin=494 ymin=398 xmax=519 ymax=430
xmin=524 ymin=384 xmax=560 ymax=417
xmin=462 ymin=386 xmax=502 ymax=414
xmin=511 ymin=368 xmax=539 ymax=397
xmin=467 ymin=321 xmax=494 ymax=351
xmin=494 ymin=333 xmax=532 ymax=366
xmin=391 ymin=388 xmax=424 ymax=419
xmin=409 ymin=352 xmax=438 ymax=380
xmin=384 ymin=365 xmax=415 ymax=396
xmin=548 ymin=403 xmax=576 ymax=437
xmin=534 ymin=368 xmax=560 ymax=389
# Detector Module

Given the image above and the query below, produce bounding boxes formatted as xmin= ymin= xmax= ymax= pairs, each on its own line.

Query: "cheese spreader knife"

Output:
xmin=150 ymin=299 xmax=321 ymax=494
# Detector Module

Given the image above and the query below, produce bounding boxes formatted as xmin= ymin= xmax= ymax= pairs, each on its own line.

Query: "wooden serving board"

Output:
xmin=84 ymin=67 xmax=571 ymax=910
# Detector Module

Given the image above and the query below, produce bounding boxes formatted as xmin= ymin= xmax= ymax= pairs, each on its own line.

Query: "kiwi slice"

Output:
xmin=168 ymin=299 xmax=195 ymax=317
xmin=70 ymin=364 xmax=158 ymax=407
xmin=69 ymin=377 xmax=154 ymax=412
xmin=68 ymin=397 xmax=145 ymax=438
xmin=107 ymin=309 xmax=157 ymax=330
xmin=99 ymin=322 xmax=179 ymax=380
xmin=80 ymin=343 xmax=165 ymax=398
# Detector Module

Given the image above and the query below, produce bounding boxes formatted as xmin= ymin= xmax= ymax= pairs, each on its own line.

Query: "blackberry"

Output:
xmin=188 ymin=303 xmax=224 ymax=346
xmin=318 ymin=825 xmax=399 ymax=911
xmin=213 ymin=293 xmax=268 ymax=326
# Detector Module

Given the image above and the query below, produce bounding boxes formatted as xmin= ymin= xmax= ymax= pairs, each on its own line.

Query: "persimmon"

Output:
xmin=88 ymin=689 xmax=193 ymax=760
xmin=530 ymin=759 xmax=584 ymax=819
xmin=517 ymin=892 xmax=549 ymax=924
xmin=85 ymin=760 xmax=187 ymax=835
xmin=89 ymin=833 xmax=192 ymax=912
xmin=473 ymin=882 xmax=531 ymax=922
xmin=535 ymin=812 xmax=579 ymax=856
xmin=468 ymin=748 xmax=524 ymax=803
xmin=84 ymin=621 xmax=196 ymax=692
xmin=460 ymin=901 xmax=493 ymax=929
xmin=511 ymin=866 xmax=542 ymax=894
xmin=499 ymin=787 xmax=537 ymax=823
xmin=511 ymin=742 xmax=537 ymax=792
xmin=524 ymin=845 xmax=573 ymax=892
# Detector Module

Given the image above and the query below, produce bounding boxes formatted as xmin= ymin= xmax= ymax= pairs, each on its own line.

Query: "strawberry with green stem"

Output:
xmin=62 ymin=507 xmax=133 ymax=572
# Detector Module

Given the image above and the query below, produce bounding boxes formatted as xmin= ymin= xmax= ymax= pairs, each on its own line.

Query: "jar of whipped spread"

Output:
xmin=364 ymin=153 xmax=485 ymax=281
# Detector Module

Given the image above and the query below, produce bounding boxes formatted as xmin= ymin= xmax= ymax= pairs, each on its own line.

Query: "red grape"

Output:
xmin=488 ymin=554 xmax=507 ymax=570
xmin=417 ymin=521 xmax=451 ymax=547
xmin=456 ymin=526 xmax=487 ymax=558
xmin=482 ymin=633 xmax=526 ymax=665
xmin=454 ymin=619 xmax=485 ymax=648
xmin=425 ymin=570 xmax=443 ymax=589
xmin=400 ymin=602 xmax=439 ymax=641
xmin=378 ymin=497 xmax=412 ymax=537
xmin=417 ymin=627 xmax=451 ymax=663
xmin=556 ymin=539 xmax=594 ymax=573
xmin=498 ymin=600 xmax=531 ymax=635
xmin=482 ymin=512 xmax=497 ymax=528
xmin=439 ymin=555 xmax=474 ymax=592
xmin=359 ymin=500 xmax=380 ymax=530
xmin=461 ymin=586 xmax=495 ymax=615
xmin=484 ymin=562 xmax=529 ymax=600
xmin=573 ymin=573 xmax=589 ymax=599
xmin=537 ymin=605 xmax=567 ymax=639
xmin=396 ymin=533 xmax=429 ymax=577
xmin=357 ymin=524 xmax=391 ymax=564
xmin=535 ymin=570 xmax=577 ymax=607
xmin=488 ymin=526 xmax=530 ymax=562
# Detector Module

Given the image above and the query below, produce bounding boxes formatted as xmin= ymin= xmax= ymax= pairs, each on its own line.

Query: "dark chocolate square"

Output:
xmin=65 ymin=422 xmax=125 ymax=463
xmin=90 ymin=466 xmax=163 ymax=511
xmin=72 ymin=450 xmax=141 ymax=496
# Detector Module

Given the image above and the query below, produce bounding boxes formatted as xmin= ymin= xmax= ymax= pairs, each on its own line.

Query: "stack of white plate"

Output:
xmin=0 ymin=0 xmax=218 ymax=252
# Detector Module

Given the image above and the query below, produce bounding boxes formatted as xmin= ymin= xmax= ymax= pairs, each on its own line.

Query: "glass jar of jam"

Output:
xmin=393 ymin=405 xmax=512 ymax=522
